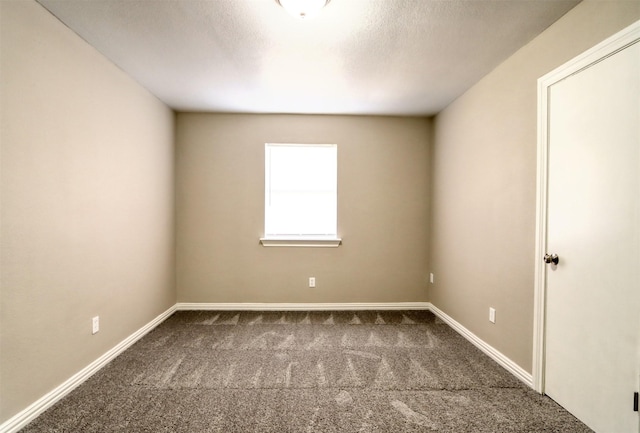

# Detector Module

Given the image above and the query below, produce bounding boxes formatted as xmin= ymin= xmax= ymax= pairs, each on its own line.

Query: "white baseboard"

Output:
xmin=428 ymin=304 xmax=533 ymax=388
xmin=0 ymin=305 xmax=176 ymax=433
xmin=175 ymin=302 xmax=432 ymax=311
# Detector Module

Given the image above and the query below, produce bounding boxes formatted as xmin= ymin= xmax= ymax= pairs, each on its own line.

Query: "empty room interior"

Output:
xmin=1 ymin=0 xmax=639 ymax=432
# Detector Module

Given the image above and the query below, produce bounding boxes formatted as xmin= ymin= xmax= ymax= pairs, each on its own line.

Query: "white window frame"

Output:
xmin=260 ymin=143 xmax=341 ymax=248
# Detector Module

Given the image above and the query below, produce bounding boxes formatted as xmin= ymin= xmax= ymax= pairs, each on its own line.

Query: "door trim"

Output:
xmin=533 ymin=19 xmax=640 ymax=394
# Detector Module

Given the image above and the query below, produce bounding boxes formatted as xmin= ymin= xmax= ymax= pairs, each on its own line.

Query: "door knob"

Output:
xmin=544 ymin=253 xmax=559 ymax=265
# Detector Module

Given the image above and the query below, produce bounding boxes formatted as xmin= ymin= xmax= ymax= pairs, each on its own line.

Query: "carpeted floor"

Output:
xmin=20 ymin=310 xmax=592 ymax=432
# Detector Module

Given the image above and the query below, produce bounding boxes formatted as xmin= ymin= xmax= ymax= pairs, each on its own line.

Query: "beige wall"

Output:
xmin=429 ymin=1 xmax=640 ymax=372
xmin=176 ymin=114 xmax=430 ymax=303
xmin=0 ymin=1 xmax=175 ymax=423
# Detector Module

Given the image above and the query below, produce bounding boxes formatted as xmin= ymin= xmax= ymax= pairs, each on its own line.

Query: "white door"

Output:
xmin=544 ymin=34 xmax=640 ymax=433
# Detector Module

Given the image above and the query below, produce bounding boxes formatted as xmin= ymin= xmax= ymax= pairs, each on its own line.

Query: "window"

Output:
xmin=261 ymin=143 xmax=341 ymax=247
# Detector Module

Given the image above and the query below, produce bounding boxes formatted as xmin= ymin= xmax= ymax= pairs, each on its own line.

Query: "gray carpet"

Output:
xmin=21 ymin=310 xmax=592 ymax=432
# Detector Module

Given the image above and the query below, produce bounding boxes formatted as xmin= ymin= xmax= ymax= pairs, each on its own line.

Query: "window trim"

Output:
xmin=262 ymin=143 xmax=340 ymax=248
xmin=259 ymin=235 xmax=342 ymax=248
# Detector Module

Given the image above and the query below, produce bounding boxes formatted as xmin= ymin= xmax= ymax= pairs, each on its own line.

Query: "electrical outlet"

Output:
xmin=92 ymin=316 xmax=100 ymax=334
xmin=429 ymin=273 xmax=434 ymax=284
xmin=489 ymin=308 xmax=496 ymax=324
xmin=309 ymin=277 xmax=316 ymax=288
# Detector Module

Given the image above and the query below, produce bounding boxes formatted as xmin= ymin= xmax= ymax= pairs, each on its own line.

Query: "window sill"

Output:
xmin=260 ymin=237 xmax=342 ymax=248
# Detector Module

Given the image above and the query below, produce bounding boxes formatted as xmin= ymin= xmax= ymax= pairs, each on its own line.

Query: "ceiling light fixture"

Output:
xmin=277 ymin=0 xmax=330 ymax=20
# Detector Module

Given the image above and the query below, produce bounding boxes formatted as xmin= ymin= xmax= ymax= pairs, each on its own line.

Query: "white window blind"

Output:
xmin=264 ymin=143 xmax=337 ymax=239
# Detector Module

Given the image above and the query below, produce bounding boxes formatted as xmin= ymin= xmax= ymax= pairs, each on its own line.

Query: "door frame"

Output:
xmin=532 ymin=19 xmax=640 ymax=394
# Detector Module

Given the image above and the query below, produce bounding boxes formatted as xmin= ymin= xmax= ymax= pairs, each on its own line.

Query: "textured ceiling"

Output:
xmin=37 ymin=0 xmax=580 ymax=115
